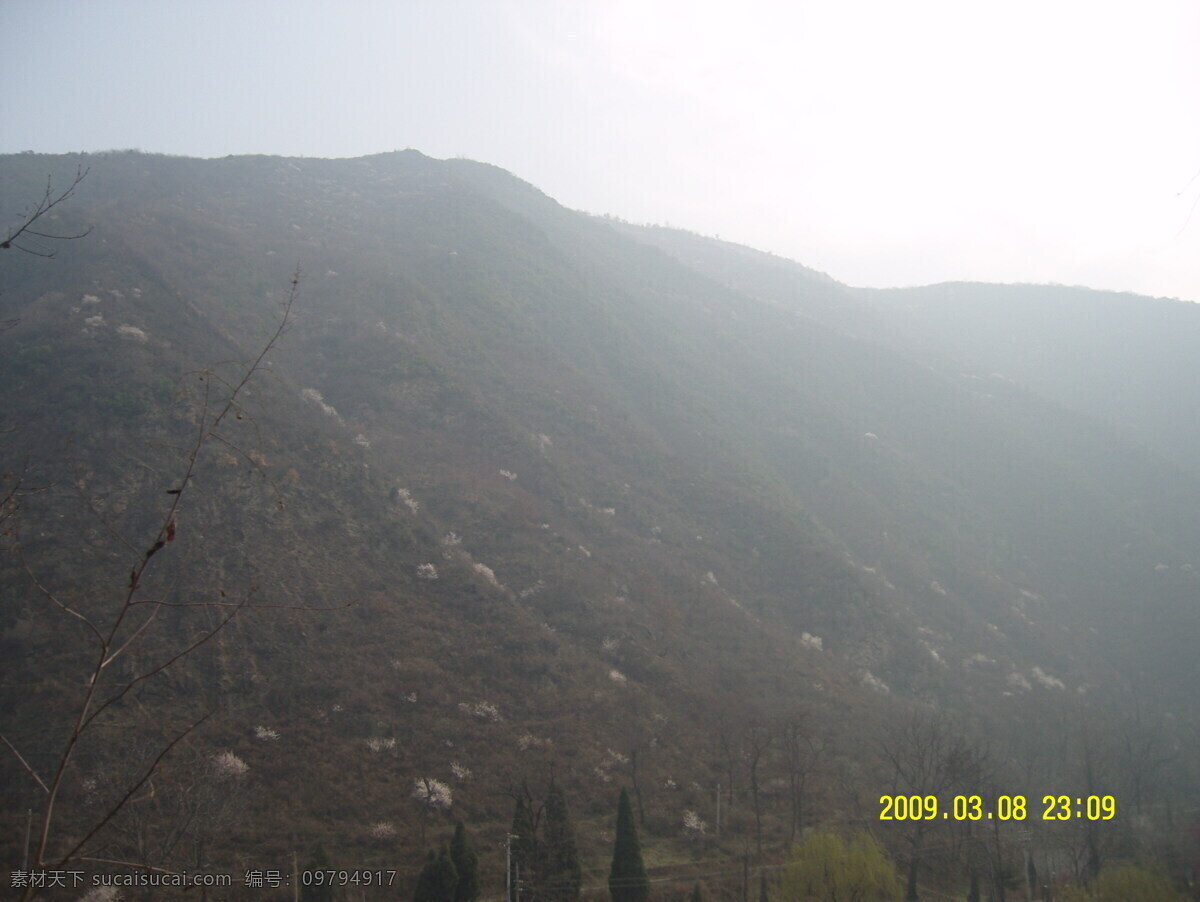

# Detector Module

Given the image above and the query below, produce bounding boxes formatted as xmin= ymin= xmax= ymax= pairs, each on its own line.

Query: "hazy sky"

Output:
xmin=3 ymin=0 xmax=1199 ymax=300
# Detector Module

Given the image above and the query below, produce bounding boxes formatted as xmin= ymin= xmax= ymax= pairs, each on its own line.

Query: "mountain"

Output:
xmin=1 ymin=151 xmax=1196 ymax=893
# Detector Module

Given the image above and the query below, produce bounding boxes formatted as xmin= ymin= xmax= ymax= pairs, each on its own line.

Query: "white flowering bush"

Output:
xmin=450 ymin=761 xmax=472 ymax=781
xmin=516 ymin=732 xmax=550 ymax=752
xmin=1031 ymin=666 xmax=1065 ymax=690
xmin=210 ymin=751 xmax=249 ymax=778
xmin=499 ymin=469 xmax=517 ymax=481
xmin=683 ymin=809 xmax=708 ymax=836
xmin=1007 ymin=672 xmax=1033 ymax=692
xmin=472 ymin=562 xmax=501 ymax=588
xmin=254 ymin=726 xmax=280 ymax=741
xmin=299 ymin=387 xmax=341 ymax=420
xmin=369 ymin=821 xmax=397 ymax=840
xmin=366 ymin=737 xmax=397 ymax=753
xmin=394 ymin=487 xmax=420 ymax=514
xmin=860 ymin=671 xmax=890 ymax=694
xmin=518 ymin=579 xmax=546 ymax=599
xmin=608 ymin=669 xmax=628 ymax=686
xmin=458 ymin=701 xmax=502 ymax=722
xmin=416 ymin=563 xmax=439 ymax=580
xmin=800 ymin=632 xmax=823 ymax=651
xmin=116 ymin=324 xmax=148 ymax=343
xmin=413 ymin=777 xmax=453 ymax=810
xmin=78 ymin=888 xmax=122 ymax=902
xmin=441 ymin=531 xmax=462 ymax=546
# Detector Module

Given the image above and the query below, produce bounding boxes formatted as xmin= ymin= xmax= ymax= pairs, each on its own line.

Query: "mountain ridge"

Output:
xmin=1 ymin=150 xmax=1195 ymax=888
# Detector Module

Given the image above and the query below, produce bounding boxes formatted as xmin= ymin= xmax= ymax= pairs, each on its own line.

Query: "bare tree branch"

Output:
xmin=50 ymin=713 xmax=211 ymax=870
xmin=0 ymin=731 xmax=49 ymax=794
xmin=13 ymin=270 xmax=305 ymax=891
xmin=1 ymin=165 xmax=91 ymax=257
xmin=18 ymin=549 xmax=105 ymax=645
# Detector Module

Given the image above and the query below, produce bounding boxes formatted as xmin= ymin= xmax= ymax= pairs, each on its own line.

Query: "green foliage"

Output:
xmin=608 ymin=788 xmax=649 ymax=902
xmin=415 ymin=846 xmax=460 ymax=902
xmin=450 ymin=821 xmax=480 ymax=902
xmin=1061 ymin=863 xmax=1185 ymax=902
xmin=773 ymin=832 xmax=901 ymax=902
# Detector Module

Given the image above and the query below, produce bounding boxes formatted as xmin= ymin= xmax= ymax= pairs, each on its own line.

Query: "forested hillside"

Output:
xmin=1 ymin=151 xmax=1196 ymax=900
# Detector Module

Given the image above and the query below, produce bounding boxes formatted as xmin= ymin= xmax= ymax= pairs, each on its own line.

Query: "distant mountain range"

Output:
xmin=2 ymin=150 xmax=1196 ymax=888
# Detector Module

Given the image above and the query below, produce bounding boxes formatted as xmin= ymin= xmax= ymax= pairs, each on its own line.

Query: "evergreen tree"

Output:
xmin=301 ymin=844 xmax=334 ymax=902
xmin=608 ymin=788 xmax=649 ymax=902
xmin=451 ymin=821 xmax=480 ymax=902
xmin=967 ymin=870 xmax=980 ymax=902
xmin=510 ymin=790 xmax=537 ymax=902
xmin=690 ymin=884 xmax=703 ymax=902
xmin=542 ymin=780 xmax=583 ymax=902
xmin=414 ymin=845 xmax=460 ymax=902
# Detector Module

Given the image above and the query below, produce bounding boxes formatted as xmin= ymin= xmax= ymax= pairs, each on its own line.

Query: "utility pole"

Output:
xmin=716 ymin=782 xmax=721 ymax=840
xmin=506 ymin=833 xmax=518 ymax=902
xmin=1015 ymin=830 xmax=1033 ymax=902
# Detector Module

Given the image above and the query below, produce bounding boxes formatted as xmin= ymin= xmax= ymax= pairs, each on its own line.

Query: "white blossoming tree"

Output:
xmin=412 ymin=776 xmax=453 ymax=844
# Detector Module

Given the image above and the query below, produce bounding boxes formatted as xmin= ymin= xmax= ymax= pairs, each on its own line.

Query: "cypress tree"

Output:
xmin=608 ymin=788 xmax=649 ymax=902
xmin=451 ymin=821 xmax=480 ymax=902
xmin=542 ymin=781 xmax=582 ymax=902
xmin=414 ymin=845 xmax=459 ymax=902
xmin=301 ymin=844 xmax=334 ymax=902
xmin=510 ymin=790 xmax=537 ymax=902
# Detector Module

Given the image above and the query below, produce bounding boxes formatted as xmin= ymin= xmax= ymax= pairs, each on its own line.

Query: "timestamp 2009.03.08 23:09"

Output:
xmin=879 ymin=795 xmax=1117 ymax=822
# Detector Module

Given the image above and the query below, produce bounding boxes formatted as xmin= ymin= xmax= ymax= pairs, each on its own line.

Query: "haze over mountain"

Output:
xmin=1 ymin=151 xmax=1196 ymax=895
